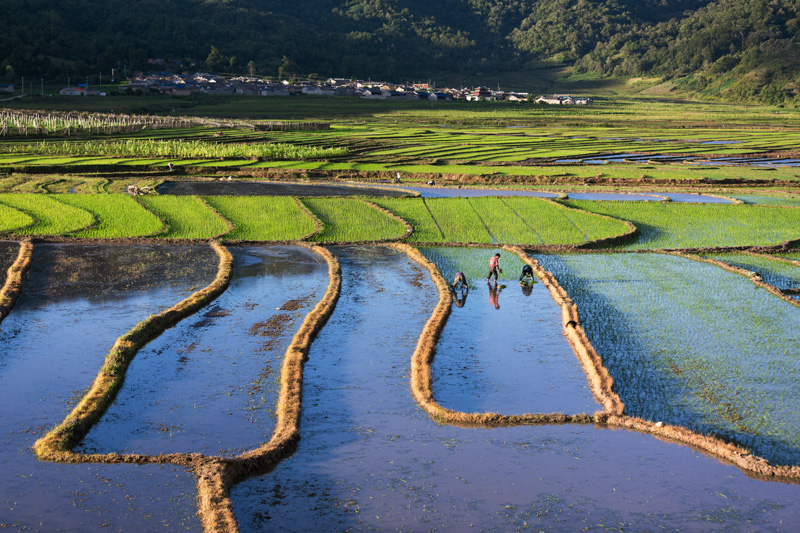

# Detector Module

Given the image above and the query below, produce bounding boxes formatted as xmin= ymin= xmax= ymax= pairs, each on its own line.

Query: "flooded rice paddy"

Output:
xmin=231 ymin=246 xmax=800 ymax=531
xmin=0 ymin=244 xmax=217 ymax=530
xmin=419 ymin=247 xmax=599 ymax=415
xmin=534 ymin=252 xmax=800 ymax=466
xmin=705 ymin=253 xmax=800 ymax=294
xmin=78 ymin=247 xmax=328 ymax=457
xmin=3 ymin=244 xmax=800 ymax=530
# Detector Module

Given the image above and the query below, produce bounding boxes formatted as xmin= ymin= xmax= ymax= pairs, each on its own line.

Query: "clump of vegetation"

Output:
xmin=3 ymin=139 xmax=347 ymax=161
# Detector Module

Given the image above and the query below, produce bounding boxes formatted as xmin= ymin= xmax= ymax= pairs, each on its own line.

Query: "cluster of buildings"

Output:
xmin=57 ymin=72 xmax=592 ymax=104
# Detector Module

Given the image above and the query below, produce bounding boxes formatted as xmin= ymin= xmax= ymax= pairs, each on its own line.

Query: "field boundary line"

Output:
xmin=397 ymin=243 xmax=598 ymax=427
xmin=669 ymin=251 xmax=800 ymax=309
xmin=198 ymin=195 xmax=236 ymax=240
xmin=200 ymin=244 xmax=342 ymax=532
xmin=132 ymin=195 xmax=169 ymax=237
xmin=553 ymin=198 xmax=639 ymax=249
xmin=0 ymin=196 xmax=37 ymax=234
xmin=33 ymin=241 xmax=234 ymax=461
xmin=466 ymin=197 xmax=498 ymax=244
xmin=361 ymin=198 xmax=414 ymax=241
xmin=498 ymin=197 xmax=544 ymax=244
xmin=420 ymin=198 xmax=447 ymax=240
xmin=0 ymin=240 xmax=33 ymax=323
xmin=506 ymin=245 xmax=624 ymax=415
xmin=294 ymin=197 xmax=323 ymax=240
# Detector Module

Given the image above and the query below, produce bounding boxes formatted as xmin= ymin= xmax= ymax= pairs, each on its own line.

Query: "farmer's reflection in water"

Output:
xmin=521 ymin=281 xmax=534 ymax=297
xmin=487 ymin=280 xmax=503 ymax=309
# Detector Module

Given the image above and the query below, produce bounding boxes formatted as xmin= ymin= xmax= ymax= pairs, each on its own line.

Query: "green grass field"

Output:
xmin=302 ymin=197 xmax=408 ymax=242
xmin=0 ymin=193 xmax=94 ymax=235
xmin=0 ymin=202 xmax=34 ymax=233
xmin=138 ymin=195 xmax=230 ymax=239
xmin=202 ymin=196 xmax=316 ymax=241
xmin=563 ymin=201 xmax=800 ymax=249
xmin=55 ymin=194 xmax=164 ymax=238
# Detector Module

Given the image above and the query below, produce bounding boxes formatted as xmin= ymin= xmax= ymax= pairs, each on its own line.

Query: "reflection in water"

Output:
xmin=0 ymin=244 xmax=206 ymax=530
xmin=521 ymin=281 xmax=534 ymax=296
xmin=487 ymin=280 xmax=503 ymax=309
xmin=451 ymin=285 xmax=469 ymax=308
xmin=78 ymin=246 xmax=328 ymax=457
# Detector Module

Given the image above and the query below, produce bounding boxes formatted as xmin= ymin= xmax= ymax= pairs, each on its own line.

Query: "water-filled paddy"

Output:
xmin=419 ymin=247 xmax=599 ymax=415
xmin=78 ymin=246 xmax=327 ymax=457
xmin=231 ymin=246 xmax=800 ymax=530
xmin=705 ymin=252 xmax=800 ymax=293
xmin=0 ymin=244 xmax=216 ymax=530
xmin=534 ymin=252 xmax=800 ymax=466
xmin=157 ymin=180 xmax=410 ymax=197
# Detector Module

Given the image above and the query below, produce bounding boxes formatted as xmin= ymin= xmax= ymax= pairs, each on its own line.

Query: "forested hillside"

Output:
xmin=2 ymin=0 xmax=799 ymax=104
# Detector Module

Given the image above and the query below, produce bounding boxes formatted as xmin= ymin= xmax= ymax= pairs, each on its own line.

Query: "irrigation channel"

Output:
xmin=156 ymin=180 xmax=734 ymax=204
xmin=3 ymin=244 xmax=800 ymax=530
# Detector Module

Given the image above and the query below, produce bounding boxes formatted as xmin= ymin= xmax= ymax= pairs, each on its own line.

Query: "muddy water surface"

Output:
xmin=157 ymin=180 xmax=410 ymax=197
xmin=422 ymin=247 xmax=599 ymax=415
xmin=78 ymin=246 xmax=328 ymax=457
xmin=0 ymin=240 xmax=18 ymax=289
xmin=230 ymin=246 xmax=800 ymax=531
xmin=0 ymin=244 xmax=216 ymax=531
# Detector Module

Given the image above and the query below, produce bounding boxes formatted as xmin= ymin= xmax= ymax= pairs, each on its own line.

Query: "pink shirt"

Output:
xmin=489 ymin=256 xmax=499 ymax=269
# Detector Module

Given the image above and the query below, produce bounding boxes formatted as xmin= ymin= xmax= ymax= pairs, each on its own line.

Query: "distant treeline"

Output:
xmin=1 ymin=0 xmax=798 ymax=105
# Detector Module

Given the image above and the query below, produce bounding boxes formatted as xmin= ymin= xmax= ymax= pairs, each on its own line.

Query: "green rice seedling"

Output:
xmin=0 ymin=193 xmax=94 ymax=235
xmin=371 ymin=198 xmax=445 ymax=242
xmin=496 ymin=197 xmax=585 ymax=244
xmin=463 ymin=197 xmax=543 ymax=244
xmin=562 ymin=201 xmax=800 ymax=249
xmin=703 ymin=253 xmax=800 ymax=292
xmin=419 ymin=246 xmax=526 ymax=289
xmin=138 ymin=195 xmax=230 ymax=239
xmin=535 ymin=252 xmax=800 ymax=465
xmin=302 ymin=198 xmax=408 ymax=242
xmin=203 ymin=196 xmax=315 ymax=241
xmin=424 ymin=198 xmax=493 ymax=243
xmin=0 ymin=202 xmax=33 ymax=233
xmin=54 ymin=194 xmax=163 ymax=238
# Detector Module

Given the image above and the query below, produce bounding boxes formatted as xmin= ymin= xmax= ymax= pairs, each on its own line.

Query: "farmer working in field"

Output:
xmin=487 ymin=252 xmax=502 ymax=282
xmin=519 ymin=264 xmax=536 ymax=284
xmin=451 ymin=272 xmax=469 ymax=308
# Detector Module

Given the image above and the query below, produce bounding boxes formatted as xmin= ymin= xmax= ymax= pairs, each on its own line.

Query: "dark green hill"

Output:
xmin=1 ymin=0 xmax=798 ymax=104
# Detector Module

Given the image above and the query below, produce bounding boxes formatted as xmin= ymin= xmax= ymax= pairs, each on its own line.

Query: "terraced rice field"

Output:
xmin=138 ymin=195 xmax=230 ymax=239
xmin=202 ymin=196 xmax=316 ymax=241
xmin=562 ymin=201 xmax=800 ymax=249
